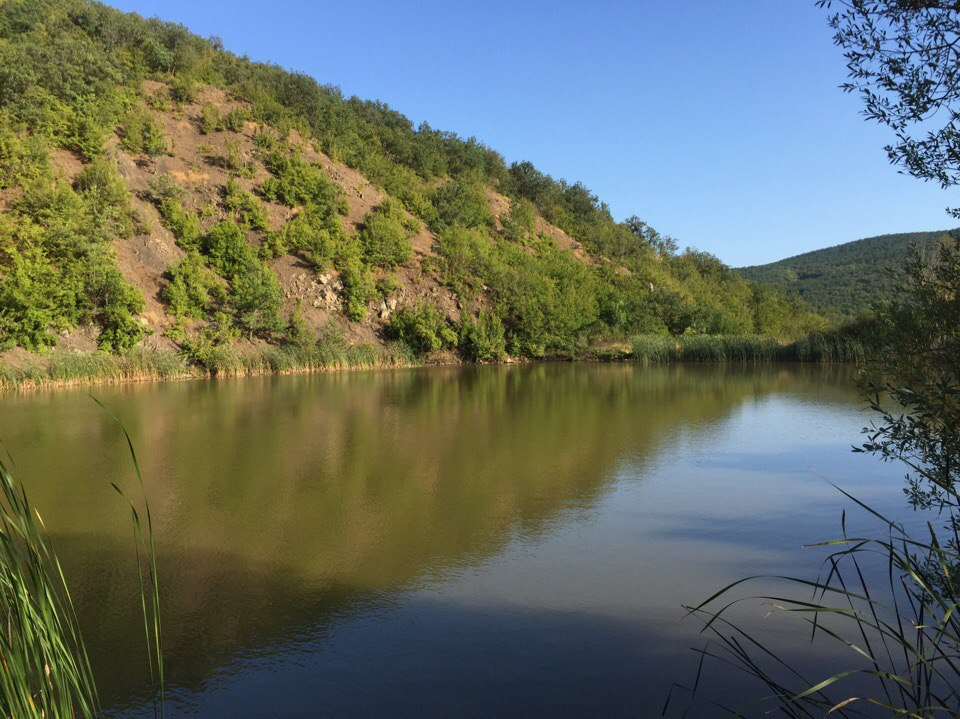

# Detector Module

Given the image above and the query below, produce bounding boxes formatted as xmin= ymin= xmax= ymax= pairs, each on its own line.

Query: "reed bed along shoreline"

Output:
xmin=0 ymin=332 xmax=870 ymax=391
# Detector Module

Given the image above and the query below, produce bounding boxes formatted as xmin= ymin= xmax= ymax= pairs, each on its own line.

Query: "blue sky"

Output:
xmin=105 ymin=0 xmax=956 ymax=266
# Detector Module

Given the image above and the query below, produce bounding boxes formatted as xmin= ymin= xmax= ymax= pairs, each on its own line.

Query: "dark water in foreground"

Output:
xmin=0 ymin=364 xmax=909 ymax=717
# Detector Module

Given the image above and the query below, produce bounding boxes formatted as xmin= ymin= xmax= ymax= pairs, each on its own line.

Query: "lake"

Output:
xmin=0 ymin=364 xmax=909 ymax=717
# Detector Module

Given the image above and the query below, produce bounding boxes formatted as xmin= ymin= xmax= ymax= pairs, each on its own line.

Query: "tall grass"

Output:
xmin=778 ymin=331 xmax=870 ymax=363
xmin=627 ymin=331 xmax=872 ymax=364
xmin=0 ymin=453 xmax=99 ymax=718
xmin=0 ymin=326 xmax=872 ymax=392
xmin=187 ymin=338 xmax=415 ymax=377
xmin=0 ymin=340 xmax=415 ymax=390
xmin=668 ymin=494 xmax=960 ymax=717
xmin=0 ymin=406 xmax=164 ymax=718
xmin=0 ymin=349 xmax=190 ymax=390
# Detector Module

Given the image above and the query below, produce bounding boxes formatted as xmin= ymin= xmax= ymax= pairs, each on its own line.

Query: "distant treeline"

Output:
xmin=736 ymin=229 xmax=958 ymax=319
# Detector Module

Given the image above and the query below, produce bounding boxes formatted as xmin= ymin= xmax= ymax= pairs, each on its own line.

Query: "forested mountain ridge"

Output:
xmin=0 ymin=0 xmax=826 ymax=370
xmin=735 ymin=230 xmax=958 ymax=319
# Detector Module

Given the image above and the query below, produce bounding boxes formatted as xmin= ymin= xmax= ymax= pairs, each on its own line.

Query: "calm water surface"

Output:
xmin=0 ymin=364 xmax=909 ymax=717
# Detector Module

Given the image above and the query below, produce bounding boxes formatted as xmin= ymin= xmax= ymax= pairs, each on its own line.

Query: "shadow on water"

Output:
xmin=0 ymin=363 xmax=867 ymax=716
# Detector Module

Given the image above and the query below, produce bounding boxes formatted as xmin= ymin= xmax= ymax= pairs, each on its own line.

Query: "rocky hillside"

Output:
xmin=0 ymin=0 xmax=827 ymax=372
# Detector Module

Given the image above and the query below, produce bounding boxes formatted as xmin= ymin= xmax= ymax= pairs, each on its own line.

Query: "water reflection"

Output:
xmin=0 ymin=364 xmax=897 ymax=716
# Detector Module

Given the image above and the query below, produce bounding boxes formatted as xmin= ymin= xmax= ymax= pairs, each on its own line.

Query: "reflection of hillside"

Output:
xmin=0 ymin=364 xmax=859 ymax=709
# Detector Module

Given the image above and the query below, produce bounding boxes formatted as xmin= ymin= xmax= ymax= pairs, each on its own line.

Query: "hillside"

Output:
xmin=0 ymin=0 xmax=827 ymax=375
xmin=736 ymin=230 xmax=958 ymax=318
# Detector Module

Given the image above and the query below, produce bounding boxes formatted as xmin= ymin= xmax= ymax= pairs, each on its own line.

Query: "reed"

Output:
xmin=668 ymin=493 xmax=960 ymax=717
xmin=189 ymin=339 xmax=415 ymax=377
xmin=0 ymin=340 xmax=416 ymax=391
xmin=0 ymin=453 xmax=99 ymax=718
xmin=778 ymin=331 xmax=869 ymax=363
xmin=0 ymin=407 xmax=164 ymax=718
xmin=629 ymin=335 xmax=681 ymax=363
xmin=627 ymin=332 xmax=872 ymax=364
xmin=0 ymin=349 xmax=191 ymax=390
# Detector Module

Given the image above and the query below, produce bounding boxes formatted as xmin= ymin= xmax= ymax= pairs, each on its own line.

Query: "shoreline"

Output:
xmin=0 ymin=332 xmax=868 ymax=392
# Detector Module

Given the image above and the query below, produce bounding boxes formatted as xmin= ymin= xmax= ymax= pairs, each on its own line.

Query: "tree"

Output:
xmin=820 ymin=1 xmax=960 ymax=214
xmin=669 ymin=5 xmax=960 ymax=715
xmin=858 ymin=238 xmax=960 ymax=513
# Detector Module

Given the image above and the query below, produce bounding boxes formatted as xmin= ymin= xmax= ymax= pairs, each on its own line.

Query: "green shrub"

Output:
xmin=500 ymin=197 xmax=536 ymax=240
xmin=262 ymin=206 xmax=345 ymax=265
xmin=206 ymin=138 xmax=252 ymax=174
xmin=431 ymin=176 xmax=493 ymax=230
xmin=85 ymin=260 xmax=148 ymax=352
xmin=375 ymin=273 xmax=400 ymax=299
xmin=145 ymin=173 xmax=183 ymax=202
xmin=459 ymin=310 xmax=506 ymax=361
xmin=258 ymin=151 xmax=344 ymax=210
xmin=337 ymin=250 xmax=375 ymax=321
xmin=161 ymin=252 xmax=224 ymax=319
xmin=72 ymin=158 xmax=134 ymax=237
xmin=223 ymin=178 xmax=269 ymax=231
xmin=199 ymin=102 xmax=220 ymax=134
xmin=285 ymin=300 xmax=315 ymax=346
xmin=0 ymin=243 xmax=73 ymax=352
xmin=169 ymin=77 xmax=196 ymax=103
xmin=64 ymin=106 xmax=112 ymax=162
xmin=222 ymin=107 xmax=248 ymax=132
xmin=118 ymin=110 xmax=167 ymax=156
xmin=202 ymin=221 xmax=258 ymax=279
xmin=358 ymin=199 xmax=415 ymax=268
xmin=231 ymin=262 xmax=284 ymax=336
xmin=158 ymin=197 xmax=203 ymax=250
xmin=387 ymin=302 xmax=458 ymax=355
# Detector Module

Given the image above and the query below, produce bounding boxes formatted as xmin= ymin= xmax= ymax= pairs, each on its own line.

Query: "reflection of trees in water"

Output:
xmin=4 ymin=364 xmax=857 ymax=708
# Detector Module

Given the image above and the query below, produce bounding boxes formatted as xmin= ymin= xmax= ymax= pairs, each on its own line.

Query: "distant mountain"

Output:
xmin=735 ymin=230 xmax=958 ymax=318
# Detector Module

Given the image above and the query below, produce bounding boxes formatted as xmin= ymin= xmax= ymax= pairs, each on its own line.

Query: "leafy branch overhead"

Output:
xmin=820 ymin=0 xmax=960 ymax=212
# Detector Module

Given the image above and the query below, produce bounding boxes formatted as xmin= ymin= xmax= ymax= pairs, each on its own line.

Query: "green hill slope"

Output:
xmin=0 ymin=0 xmax=826 ymax=373
xmin=736 ymin=230 xmax=958 ymax=318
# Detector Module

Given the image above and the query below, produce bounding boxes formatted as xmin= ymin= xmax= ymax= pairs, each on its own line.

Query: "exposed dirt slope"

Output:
xmin=32 ymin=82 xmax=588 ymax=357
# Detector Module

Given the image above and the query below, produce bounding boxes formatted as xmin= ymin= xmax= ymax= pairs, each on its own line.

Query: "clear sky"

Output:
xmin=104 ymin=0 xmax=956 ymax=266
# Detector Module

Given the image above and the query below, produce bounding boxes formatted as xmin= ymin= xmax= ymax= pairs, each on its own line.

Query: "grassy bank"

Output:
xmin=0 ymin=341 xmax=416 ymax=391
xmin=0 ymin=329 xmax=871 ymax=391
xmin=627 ymin=330 xmax=870 ymax=364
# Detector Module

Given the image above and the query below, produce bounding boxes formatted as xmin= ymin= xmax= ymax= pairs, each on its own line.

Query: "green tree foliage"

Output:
xmin=223 ymin=178 xmax=269 ymax=231
xmin=737 ymin=229 xmax=957 ymax=318
xmin=157 ymin=197 xmax=203 ymax=251
xmin=821 ymin=1 xmax=960 ymax=215
xmin=159 ymin=219 xmax=284 ymax=338
xmin=387 ymin=302 xmax=458 ymax=355
xmin=430 ymin=176 xmax=493 ymax=230
xmin=337 ymin=248 xmax=375 ymax=322
xmin=0 ymin=0 xmax=826 ymax=359
xmin=265 ymin=206 xmax=345 ymax=267
xmin=434 ymin=224 xmax=600 ymax=356
xmin=0 ymin=118 xmax=147 ymax=352
xmin=231 ymin=262 xmax=284 ymax=336
xmin=118 ymin=109 xmax=167 ymax=156
xmin=161 ymin=251 xmax=223 ymax=319
xmin=459 ymin=310 xmax=506 ymax=361
xmin=357 ymin=199 xmax=416 ymax=268
xmin=202 ymin=221 xmax=257 ymax=278
xmin=0 ymin=241 xmax=72 ymax=351
xmin=258 ymin=150 xmax=344 ymax=210
xmin=500 ymin=198 xmax=536 ymax=241
xmin=859 ymin=238 xmax=960 ymax=511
